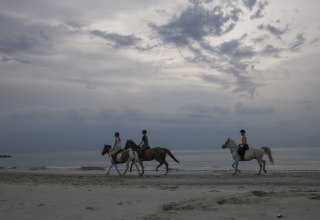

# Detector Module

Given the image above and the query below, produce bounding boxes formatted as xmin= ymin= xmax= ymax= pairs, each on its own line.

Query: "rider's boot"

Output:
xmin=112 ymin=154 xmax=117 ymax=164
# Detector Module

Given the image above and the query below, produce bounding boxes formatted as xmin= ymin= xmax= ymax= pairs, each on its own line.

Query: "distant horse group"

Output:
xmin=101 ymin=140 xmax=179 ymax=176
xmin=102 ymin=138 xmax=274 ymax=176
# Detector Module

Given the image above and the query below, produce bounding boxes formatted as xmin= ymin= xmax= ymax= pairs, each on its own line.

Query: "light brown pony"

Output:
xmin=101 ymin=144 xmax=144 ymax=176
xmin=124 ymin=140 xmax=179 ymax=175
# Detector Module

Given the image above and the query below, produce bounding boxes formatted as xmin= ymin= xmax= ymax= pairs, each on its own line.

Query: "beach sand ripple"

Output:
xmin=1 ymin=171 xmax=320 ymax=220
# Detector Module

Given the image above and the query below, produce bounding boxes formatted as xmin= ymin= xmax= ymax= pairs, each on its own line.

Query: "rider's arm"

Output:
xmin=139 ymin=137 xmax=144 ymax=146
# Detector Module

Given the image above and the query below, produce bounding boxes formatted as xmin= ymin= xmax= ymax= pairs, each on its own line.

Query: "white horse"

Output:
xmin=101 ymin=144 xmax=144 ymax=176
xmin=222 ymin=138 xmax=274 ymax=175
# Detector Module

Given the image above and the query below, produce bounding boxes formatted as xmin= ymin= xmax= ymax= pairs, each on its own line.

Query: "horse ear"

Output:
xmin=227 ymin=137 xmax=230 ymax=140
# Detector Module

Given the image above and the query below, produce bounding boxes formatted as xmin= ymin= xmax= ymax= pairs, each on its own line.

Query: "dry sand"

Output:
xmin=1 ymin=171 xmax=320 ymax=220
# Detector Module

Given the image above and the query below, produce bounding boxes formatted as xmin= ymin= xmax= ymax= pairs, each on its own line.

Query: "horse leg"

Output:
xmin=232 ymin=161 xmax=240 ymax=175
xmin=130 ymin=154 xmax=140 ymax=176
xmin=256 ymin=159 xmax=263 ymax=175
xmin=114 ymin=163 xmax=122 ymax=176
xmin=123 ymin=163 xmax=128 ymax=176
xmin=156 ymin=161 xmax=164 ymax=172
xmin=139 ymin=161 xmax=144 ymax=176
xmin=164 ymin=160 xmax=169 ymax=175
xmin=262 ymin=159 xmax=267 ymax=173
xmin=136 ymin=157 xmax=144 ymax=176
xmin=133 ymin=161 xmax=141 ymax=175
xmin=129 ymin=162 xmax=134 ymax=172
xmin=106 ymin=163 xmax=113 ymax=175
xmin=123 ymin=159 xmax=131 ymax=176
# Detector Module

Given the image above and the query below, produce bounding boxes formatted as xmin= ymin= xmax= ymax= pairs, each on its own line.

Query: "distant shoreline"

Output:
xmin=1 ymin=170 xmax=320 ymax=186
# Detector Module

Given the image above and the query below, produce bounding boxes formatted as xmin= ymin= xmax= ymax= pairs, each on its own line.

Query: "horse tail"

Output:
xmin=164 ymin=149 xmax=179 ymax=163
xmin=262 ymin=147 xmax=274 ymax=165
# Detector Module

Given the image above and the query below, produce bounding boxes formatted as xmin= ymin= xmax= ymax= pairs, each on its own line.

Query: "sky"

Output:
xmin=0 ymin=0 xmax=320 ymax=152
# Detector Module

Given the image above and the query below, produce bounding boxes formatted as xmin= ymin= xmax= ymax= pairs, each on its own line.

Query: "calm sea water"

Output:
xmin=1 ymin=147 xmax=320 ymax=174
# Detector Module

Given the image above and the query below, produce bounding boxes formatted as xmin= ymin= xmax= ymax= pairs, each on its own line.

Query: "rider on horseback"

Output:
xmin=238 ymin=129 xmax=249 ymax=161
xmin=139 ymin=130 xmax=150 ymax=160
xmin=110 ymin=132 xmax=122 ymax=163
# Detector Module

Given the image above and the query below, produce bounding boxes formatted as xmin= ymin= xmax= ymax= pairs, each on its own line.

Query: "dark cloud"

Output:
xmin=0 ymin=13 xmax=39 ymax=57
xmin=235 ymin=103 xmax=274 ymax=114
xmin=258 ymin=24 xmax=288 ymax=39
xmin=232 ymin=77 xmax=257 ymax=97
xmin=218 ymin=39 xmax=255 ymax=58
xmin=260 ymin=44 xmax=282 ymax=57
xmin=185 ymin=45 xmax=217 ymax=64
xmin=152 ymin=2 xmax=242 ymax=46
xmin=250 ymin=0 xmax=268 ymax=19
xmin=259 ymin=33 xmax=305 ymax=55
xmin=242 ymin=0 xmax=257 ymax=10
xmin=252 ymin=34 xmax=269 ymax=43
xmin=150 ymin=1 xmax=271 ymax=96
xmin=0 ymin=12 xmax=70 ymax=64
xmin=289 ymin=33 xmax=306 ymax=52
xmin=90 ymin=30 xmax=141 ymax=48
xmin=188 ymin=38 xmax=258 ymax=96
xmin=0 ymin=34 xmax=39 ymax=54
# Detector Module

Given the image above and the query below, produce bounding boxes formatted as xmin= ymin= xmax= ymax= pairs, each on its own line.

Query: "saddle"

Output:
xmin=140 ymin=147 xmax=150 ymax=160
xmin=120 ymin=151 xmax=129 ymax=162
xmin=112 ymin=149 xmax=124 ymax=164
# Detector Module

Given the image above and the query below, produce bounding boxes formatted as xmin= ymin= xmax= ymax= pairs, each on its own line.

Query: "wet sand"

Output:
xmin=1 ymin=171 xmax=320 ymax=220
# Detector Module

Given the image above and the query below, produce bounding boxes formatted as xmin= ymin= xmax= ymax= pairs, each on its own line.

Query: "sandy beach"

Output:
xmin=1 ymin=171 xmax=320 ymax=220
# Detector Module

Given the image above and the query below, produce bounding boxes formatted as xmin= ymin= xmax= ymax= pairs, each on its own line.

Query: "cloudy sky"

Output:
xmin=1 ymin=0 xmax=319 ymax=151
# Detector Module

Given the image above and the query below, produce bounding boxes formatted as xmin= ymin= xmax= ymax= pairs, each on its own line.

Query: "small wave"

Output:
xmin=79 ymin=166 xmax=105 ymax=171
xmin=30 ymin=166 xmax=47 ymax=171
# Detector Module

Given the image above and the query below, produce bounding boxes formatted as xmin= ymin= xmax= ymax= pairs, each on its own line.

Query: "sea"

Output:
xmin=1 ymin=147 xmax=320 ymax=175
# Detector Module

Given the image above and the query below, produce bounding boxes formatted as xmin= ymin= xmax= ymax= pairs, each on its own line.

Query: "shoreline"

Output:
xmin=1 ymin=170 xmax=320 ymax=186
xmin=1 ymin=171 xmax=320 ymax=220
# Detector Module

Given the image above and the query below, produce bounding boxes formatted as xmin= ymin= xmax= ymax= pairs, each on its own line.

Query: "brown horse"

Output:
xmin=124 ymin=140 xmax=179 ymax=175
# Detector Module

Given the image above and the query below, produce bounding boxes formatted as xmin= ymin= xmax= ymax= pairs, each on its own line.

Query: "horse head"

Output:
xmin=222 ymin=138 xmax=230 ymax=149
xmin=101 ymin=144 xmax=112 ymax=156
xmin=222 ymin=138 xmax=237 ymax=149
xmin=124 ymin=139 xmax=139 ymax=150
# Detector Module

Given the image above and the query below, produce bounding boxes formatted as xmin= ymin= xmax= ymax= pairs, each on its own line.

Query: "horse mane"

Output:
xmin=228 ymin=138 xmax=238 ymax=147
xmin=127 ymin=139 xmax=138 ymax=146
